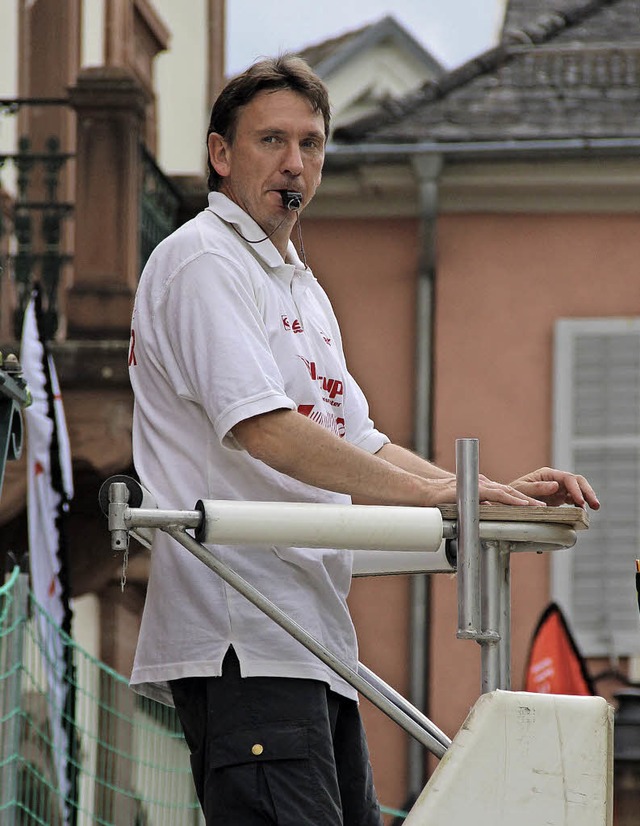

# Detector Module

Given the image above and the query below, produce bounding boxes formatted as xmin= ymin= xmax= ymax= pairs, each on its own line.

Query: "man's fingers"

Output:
xmin=564 ymin=474 xmax=600 ymax=509
xmin=479 ymin=481 xmax=545 ymax=507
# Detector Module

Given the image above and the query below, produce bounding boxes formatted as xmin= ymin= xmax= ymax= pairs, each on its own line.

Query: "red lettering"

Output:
xmin=128 ymin=329 xmax=137 ymax=367
xmin=300 ymin=358 xmax=317 ymax=380
xmin=322 ymin=378 xmax=344 ymax=399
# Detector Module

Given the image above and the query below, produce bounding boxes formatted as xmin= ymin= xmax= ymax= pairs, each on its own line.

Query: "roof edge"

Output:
xmin=310 ymin=14 xmax=444 ymax=79
xmin=334 ymin=0 xmax=614 ymax=143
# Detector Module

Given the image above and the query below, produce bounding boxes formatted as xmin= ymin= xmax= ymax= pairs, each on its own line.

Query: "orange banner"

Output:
xmin=524 ymin=603 xmax=594 ymax=695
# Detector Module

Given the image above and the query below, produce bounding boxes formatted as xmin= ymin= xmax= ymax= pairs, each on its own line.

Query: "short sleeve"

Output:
xmin=158 ymin=252 xmax=296 ymax=446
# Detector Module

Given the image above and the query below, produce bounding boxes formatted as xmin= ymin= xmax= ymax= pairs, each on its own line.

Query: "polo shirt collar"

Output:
xmin=207 ymin=192 xmax=307 ymax=278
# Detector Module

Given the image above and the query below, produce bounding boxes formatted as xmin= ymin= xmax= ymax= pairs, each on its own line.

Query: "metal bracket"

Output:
xmin=0 ymin=363 xmax=30 ymax=499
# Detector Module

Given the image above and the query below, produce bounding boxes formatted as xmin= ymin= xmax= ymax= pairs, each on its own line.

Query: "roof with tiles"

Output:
xmin=502 ymin=0 xmax=583 ymax=35
xmin=333 ymin=0 xmax=640 ymax=145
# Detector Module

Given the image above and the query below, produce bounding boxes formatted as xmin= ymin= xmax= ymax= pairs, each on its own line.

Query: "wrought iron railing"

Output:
xmin=0 ymin=99 xmax=74 ymax=342
xmin=139 ymin=146 xmax=182 ymax=275
xmin=1 ymin=100 xmax=183 ymax=344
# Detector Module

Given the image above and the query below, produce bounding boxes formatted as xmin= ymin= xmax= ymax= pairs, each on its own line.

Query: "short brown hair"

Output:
xmin=206 ymin=55 xmax=331 ymax=191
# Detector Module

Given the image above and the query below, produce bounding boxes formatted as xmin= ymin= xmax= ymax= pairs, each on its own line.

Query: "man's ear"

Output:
xmin=208 ymin=132 xmax=230 ymax=179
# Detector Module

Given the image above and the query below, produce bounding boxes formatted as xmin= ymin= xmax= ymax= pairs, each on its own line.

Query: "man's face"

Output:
xmin=208 ymin=89 xmax=326 ymax=236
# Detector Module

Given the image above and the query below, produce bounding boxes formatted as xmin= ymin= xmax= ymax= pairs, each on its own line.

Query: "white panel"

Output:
xmin=405 ymin=691 xmax=613 ymax=826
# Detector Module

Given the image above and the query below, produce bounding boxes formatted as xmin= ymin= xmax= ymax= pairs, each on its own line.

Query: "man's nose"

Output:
xmin=281 ymin=142 xmax=303 ymax=175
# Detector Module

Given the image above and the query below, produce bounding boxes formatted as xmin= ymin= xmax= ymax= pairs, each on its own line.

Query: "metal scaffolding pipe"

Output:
xmin=456 ymin=439 xmax=481 ymax=637
xmin=165 ymin=526 xmax=450 ymax=759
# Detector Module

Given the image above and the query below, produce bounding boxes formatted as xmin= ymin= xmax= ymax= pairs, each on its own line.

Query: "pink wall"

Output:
xmin=432 ymin=212 xmax=640 ymax=738
xmin=303 ymin=210 xmax=640 ymax=808
xmin=305 ymin=217 xmax=420 ymax=814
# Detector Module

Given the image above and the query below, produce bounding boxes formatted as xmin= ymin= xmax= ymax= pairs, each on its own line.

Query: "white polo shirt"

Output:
xmin=128 ymin=192 xmax=389 ymax=705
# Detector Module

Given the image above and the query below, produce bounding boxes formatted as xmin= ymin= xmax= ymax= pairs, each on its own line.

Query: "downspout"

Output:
xmin=407 ymin=153 xmax=443 ymax=798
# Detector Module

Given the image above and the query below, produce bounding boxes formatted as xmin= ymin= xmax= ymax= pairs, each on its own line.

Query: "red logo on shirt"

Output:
xmin=128 ymin=329 xmax=137 ymax=367
xmin=298 ymin=358 xmax=344 ymax=403
xmin=298 ymin=405 xmax=346 ymax=438
xmin=282 ymin=315 xmax=304 ymax=334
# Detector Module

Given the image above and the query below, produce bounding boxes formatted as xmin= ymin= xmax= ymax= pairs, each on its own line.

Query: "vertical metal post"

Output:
xmin=480 ymin=541 xmax=501 ymax=693
xmin=456 ymin=438 xmax=481 ymax=638
xmin=0 ymin=566 xmax=29 ymax=826
xmin=498 ymin=542 xmax=512 ymax=689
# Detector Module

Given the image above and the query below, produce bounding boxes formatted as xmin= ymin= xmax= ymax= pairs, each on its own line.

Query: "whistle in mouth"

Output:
xmin=280 ymin=190 xmax=303 ymax=211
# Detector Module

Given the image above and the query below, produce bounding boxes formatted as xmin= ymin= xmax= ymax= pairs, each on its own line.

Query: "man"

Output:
xmin=128 ymin=56 xmax=599 ymax=825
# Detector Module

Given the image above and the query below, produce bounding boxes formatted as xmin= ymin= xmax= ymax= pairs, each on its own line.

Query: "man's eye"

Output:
xmin=262 ymin=135 xmax=280 ymax=144
xmin=302 ymin=138 xmax=324 ymax=151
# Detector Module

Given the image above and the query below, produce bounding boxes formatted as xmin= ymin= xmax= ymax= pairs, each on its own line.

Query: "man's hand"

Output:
xmin=430 ymin=475 xmax=547 ymax=508
xmin=509 ymin=467 xmax=600 ymax=510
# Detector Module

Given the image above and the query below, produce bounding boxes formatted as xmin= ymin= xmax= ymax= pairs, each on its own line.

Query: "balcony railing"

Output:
xmin=0 ymin=99 xmax=74 ymax=342
xmin=1 ymin=99 xmax=184 ymax=343
xmin=139 ymin=145 xmax=182 ymax=275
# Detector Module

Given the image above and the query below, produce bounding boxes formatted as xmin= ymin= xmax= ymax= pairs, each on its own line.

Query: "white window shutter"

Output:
xmin=553 ymin=318 xmax=640 ymax=657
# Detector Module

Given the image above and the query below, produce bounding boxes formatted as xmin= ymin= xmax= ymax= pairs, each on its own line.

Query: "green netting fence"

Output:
xmin=0 ymin=565 xmax=408 ymax=825
xmin=0 ymin=566 xmax=203 ymax=826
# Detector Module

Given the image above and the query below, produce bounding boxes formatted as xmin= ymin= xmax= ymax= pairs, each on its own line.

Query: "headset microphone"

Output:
xmin=281 ymin=190 xmax=302 ymax=211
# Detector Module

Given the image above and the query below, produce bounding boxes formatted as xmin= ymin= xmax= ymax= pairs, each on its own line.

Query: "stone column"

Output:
xmin=67 ymin=67 xmax=150 ymax=338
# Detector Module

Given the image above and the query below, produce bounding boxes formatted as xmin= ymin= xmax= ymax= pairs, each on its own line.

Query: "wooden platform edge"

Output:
xmin=436 ymin=504 xmax=590 ymax=530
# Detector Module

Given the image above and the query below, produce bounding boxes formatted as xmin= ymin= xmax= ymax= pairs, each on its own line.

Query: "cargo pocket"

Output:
xmin=207 ymin=724 xmax=321 ymax=825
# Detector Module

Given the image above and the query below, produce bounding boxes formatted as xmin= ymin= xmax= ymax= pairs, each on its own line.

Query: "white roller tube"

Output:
xmin=196 ymin=500 xmax=443 ymax=552
xmin=352 ymin=541 xmax=455 ymax=576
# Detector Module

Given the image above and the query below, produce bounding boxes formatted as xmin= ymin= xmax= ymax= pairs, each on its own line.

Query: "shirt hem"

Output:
xmin=131 ymin=657 xmax=359 ymax=705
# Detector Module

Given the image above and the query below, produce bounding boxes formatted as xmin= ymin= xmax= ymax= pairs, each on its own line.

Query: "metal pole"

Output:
xmin=358 ymin=662 xmax=450 ymax=751
xmin=480 ymin=541 xmax=501 ymax=693
xmin=165 ymin=526 xmax=450 ymax=759
xmin=456 ymin=438 xmax=481 ymax=638
xmin=498 ymin=542 xmax=512 ymax=689
xmin=408 ymin=574 xmax=429 ymax=784
xmin=0 ymin=566 xmax=29 ymax=826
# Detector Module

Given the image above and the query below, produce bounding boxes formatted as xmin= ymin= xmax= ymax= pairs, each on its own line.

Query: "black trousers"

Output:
xmin=170 ymin=648 xmax=383 ymax=825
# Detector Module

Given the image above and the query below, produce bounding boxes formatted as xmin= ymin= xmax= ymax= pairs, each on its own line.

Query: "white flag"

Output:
xmin=21 ymin=291 xmax=77 ymax=825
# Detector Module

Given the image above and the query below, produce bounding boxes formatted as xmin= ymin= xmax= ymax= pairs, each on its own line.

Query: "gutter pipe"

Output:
xmin=408 ymin=154 xmax=443 ymax=797
xmin=325 ymin=136 xmax=640 ymax=163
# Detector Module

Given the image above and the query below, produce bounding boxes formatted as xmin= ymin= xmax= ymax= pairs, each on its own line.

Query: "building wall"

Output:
xmin=430 ymin=210 xmax=640 ymax=739
xmin=326 ymin=44 xmax=438 ymax=130
xmin=152 ymin=0 xmax=209 ymax=175
xmin=302 ymin=216 xmax=420 ymax=811
xmin=303 ymin=206 xmax=640 ymax=804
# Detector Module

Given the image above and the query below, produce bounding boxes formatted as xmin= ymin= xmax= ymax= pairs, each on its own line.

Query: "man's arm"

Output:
xmin=375 ymin=443 xmax=455 ymax=481
xmin=376 ymin=443 xmax=600 ymax=510
xmin=232 ymin=410 xmax=543 ymax=508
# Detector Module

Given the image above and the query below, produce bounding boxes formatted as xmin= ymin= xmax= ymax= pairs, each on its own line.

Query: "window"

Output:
xmin=553 ymin=318 xmax=640 ymax=657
